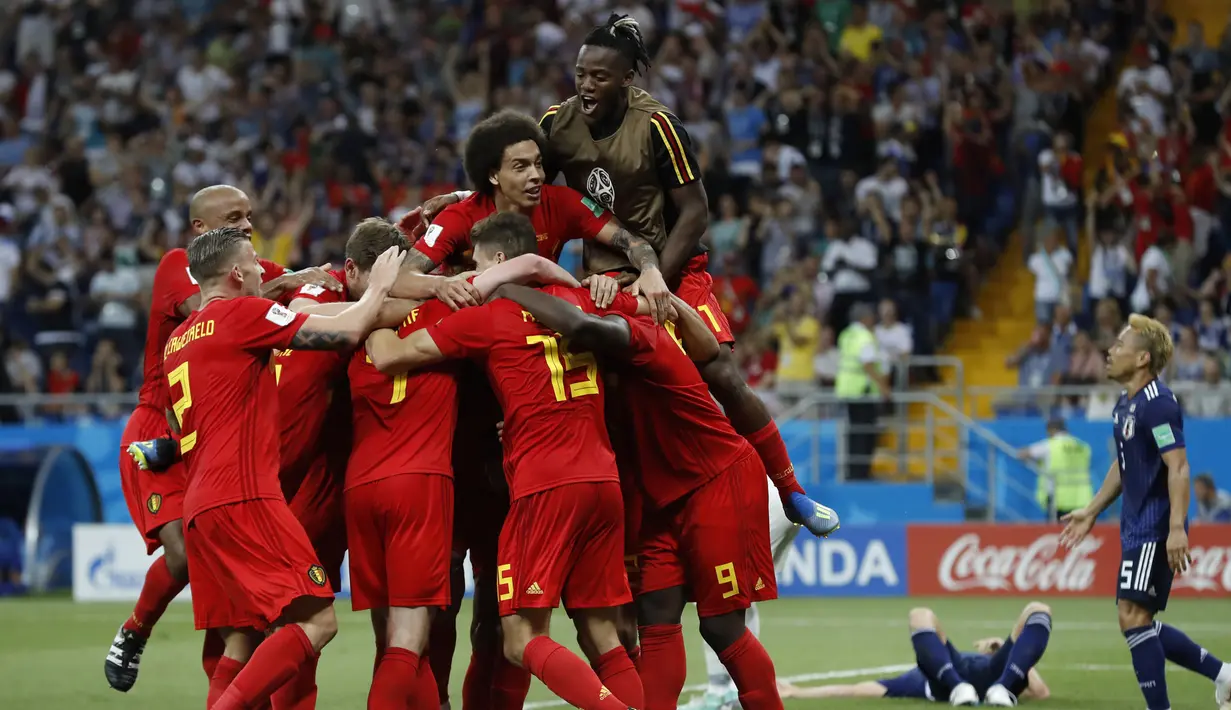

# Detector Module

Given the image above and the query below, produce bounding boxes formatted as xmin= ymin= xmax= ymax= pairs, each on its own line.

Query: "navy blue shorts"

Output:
xmin=1117 ymin=541 xmax=1173 ymax=613
xmin=878 ymin=639 xmax=1017 ymax=700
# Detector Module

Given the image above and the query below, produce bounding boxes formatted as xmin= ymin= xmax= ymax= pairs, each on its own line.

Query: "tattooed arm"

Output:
xmin=593 ymin=218 xmax=671 ymax=324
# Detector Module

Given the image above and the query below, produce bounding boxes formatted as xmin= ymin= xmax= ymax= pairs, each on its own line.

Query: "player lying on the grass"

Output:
xmin=778 ymin=603 xmax=1053 ymax=707
xmin=492 ymin=282 xmax=789 ymax=710
xmin=1060 ymin=314 xmax=1231 ymax=710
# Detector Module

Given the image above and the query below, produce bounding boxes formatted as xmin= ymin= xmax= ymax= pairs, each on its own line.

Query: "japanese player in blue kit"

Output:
xmin=1061 ymin=314 xmax=1231 ymax=710
xmin=777 ymin=603 xmax=1052 ymax=706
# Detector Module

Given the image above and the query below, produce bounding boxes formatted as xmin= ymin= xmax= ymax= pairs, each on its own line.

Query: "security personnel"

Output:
xmin=835 ymin=303 xmax=891 ymax=480
xmin=1019 ymin=418 xmax=1094 ymax=520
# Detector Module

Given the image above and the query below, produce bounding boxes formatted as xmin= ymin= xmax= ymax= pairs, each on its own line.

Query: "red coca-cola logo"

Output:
xmin=907 ymin=524 xmax=1231 ymax=597
xmin=936 ymin=532 xmax=1102 ymax=592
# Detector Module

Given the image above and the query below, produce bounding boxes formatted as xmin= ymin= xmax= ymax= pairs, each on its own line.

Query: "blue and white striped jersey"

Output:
xmin=1112 ymin=378 xmax=1186 ymax=549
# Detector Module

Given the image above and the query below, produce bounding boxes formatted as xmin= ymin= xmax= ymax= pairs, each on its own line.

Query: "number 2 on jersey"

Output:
xmin=167 ymin=362 xmax=198 ymax=454
xmin=526 ymin=335 xmax=598 ymax=402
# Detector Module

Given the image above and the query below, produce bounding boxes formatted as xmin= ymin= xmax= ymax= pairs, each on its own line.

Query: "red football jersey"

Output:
xmin=277 ymin=268 xmax=353 ymax=496
xmin=426 ymin=286 xmax=635 ymax=499
xmin=346 ymin=298 xmax=458 ymax=489
xmin=270 ymin=345 xmax=349 ymax=496
xmin=412 ymin=185 xmax=612 ymax=265
xmin=289 ymin=268 xmax=349 ymax=303
xmin=138 ymin=248 xmax=287 ymax=411
xmin=163 ymin=296 xmax=308 ymax=522
xmin=613 ymin=313 xmax=755 ymax=508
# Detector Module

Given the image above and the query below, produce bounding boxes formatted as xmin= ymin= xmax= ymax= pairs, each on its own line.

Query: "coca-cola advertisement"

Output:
xmin=907 ymin=524 xmax=1231 ymax=597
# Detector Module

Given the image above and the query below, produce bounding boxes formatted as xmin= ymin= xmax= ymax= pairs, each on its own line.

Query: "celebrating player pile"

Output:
xmin=106 ymin=13 xmax=847 ymax=710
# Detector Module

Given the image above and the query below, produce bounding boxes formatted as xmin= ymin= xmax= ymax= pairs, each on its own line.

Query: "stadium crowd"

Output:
xmin=1008 ymin=9 xmax=1231 ymax=418
xmin=0 ymin=0 xmax=1222 ymax=424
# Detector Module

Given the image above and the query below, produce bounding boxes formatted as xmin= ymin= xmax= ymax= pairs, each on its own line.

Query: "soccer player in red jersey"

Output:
xmin=163 ymin=226 xmax=401 ymax=709
xmin=493 ymin=284 xmax=787 ymax=710
xmin=409 ymin=17 xmax=837 ymax=543
xmin=366 ymin=213 xmax=646 ymax=710
xmin=398 ymin=109 xmax=672 ymax=322
xmin=107 ymin=185 xmax=342 ymax=692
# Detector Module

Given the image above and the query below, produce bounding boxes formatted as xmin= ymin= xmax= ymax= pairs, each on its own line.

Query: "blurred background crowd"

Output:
xmin=0 ymin=0 xmax=1229 ymax=424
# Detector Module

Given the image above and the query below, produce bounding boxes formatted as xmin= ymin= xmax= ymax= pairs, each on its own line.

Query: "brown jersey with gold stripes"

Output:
xmin=540 ymin=87 xmax=700 ymax=275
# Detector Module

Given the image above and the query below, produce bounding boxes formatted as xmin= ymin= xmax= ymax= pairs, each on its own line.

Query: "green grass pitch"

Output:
xmin=4 ymin=595 xmax=1228 ymax=708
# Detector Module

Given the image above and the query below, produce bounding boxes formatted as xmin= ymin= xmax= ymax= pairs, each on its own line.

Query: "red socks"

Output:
xmin=213 ymin=625 xmax=315 ymax=710
xmin=203 ymin=630 xmax=226 ymax=681
xmin=270 ymin=653 xmax=319 ymax=710
xmin=491 ymin=651 xmax=532 ymax=710
xmin=717 ymin=630 xmax=783 ymax=710
xmin=369 ymin=647 xmax=419 ymax=710
xmin=123 ymin=556 xmax=186 ymax=638
xmin=592 ymin=647 xmax=644 ymax=710
xmin=638 ymin=624 xmax=687 ymax=710
xmin=522 ymin=636 xmax=628 ymax=710
xmin=743 ymin=422 xmax=804 ymax=497
xmin=461 ymin=647 xmax=493 ymax=710
xmin=209 ymin=657 xmax=244 ymax=709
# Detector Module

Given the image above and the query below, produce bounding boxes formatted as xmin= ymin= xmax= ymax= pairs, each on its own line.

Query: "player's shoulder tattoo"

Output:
xmin=403 ymin=249 xmax=438 ymax=274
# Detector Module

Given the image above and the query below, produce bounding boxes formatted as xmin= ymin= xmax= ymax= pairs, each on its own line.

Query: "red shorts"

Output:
xmin=346 ymin=473 xmax=454 ymax=611
xmin=287 ymin=459 xmax=346 ymax=591
xmin=119 ymin=405 xmax=186 ymax=554
xmin=638 ymin=452 xmax=778 ymax=617
xmin=185 ymin=499 xmax=333 ymax=632
xmin=497 ymin=482 xmax=631 ymax=616
xmin=674 ymin=253 xmax=735 ymax=346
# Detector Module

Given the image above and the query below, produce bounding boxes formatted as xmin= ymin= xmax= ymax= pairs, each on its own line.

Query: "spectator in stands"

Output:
xmin=1038 ymin=133 xmax=1083 ymax=251
xmin=0 ymin=203 xmax=19 ymax=308
xmin=1131 ymin=230 xmax=1175 ymax=314
xmin=1003 ymin=326 xmax=1065 ymax=414
xmin=1196 ymin=298 xmax=1229 ymax=352
xmin=42 ymin=350 xmax=82 ymax=419
xmin=813 ymin=325 xmax=840 ymax=389
xmin=707 ymin=195 xmax=750 ymax=268
xmin=1087 ymin=224 xmax=1135 ymax=313
xmin=1117 ymin=42 xmax=1173 ymax=135
xmin=836 ymin=302 xmax=889 ymax=481
xmin=1091 ymin=297 xmax=1125 ymax=354
xmin=1060 ymin=329 xmax=1105 ymax=403
xmin=1027 ymin=228 xmax=1074 ymax=324
xmin=1194 ymin=473 xmax=1231 ymax=523
xmin=838 ymin=3 xmax=882 ymax=63
xmin=85 ymin=339 xmax=128 ymax=420
xmin=821 ymin=217 xmax=877 ymax=333
xmin=875 ymin=298 xmax=912 ymax=383
xmin=1169 ymin=327 xmax=1206 ymax=383
xmin=771 ymin=290 xmax=823 ymax=405
xmin=87 ymin=249 xmax=141 ymax=345
xmin=856 ymin=157 xmax=909 ymax=222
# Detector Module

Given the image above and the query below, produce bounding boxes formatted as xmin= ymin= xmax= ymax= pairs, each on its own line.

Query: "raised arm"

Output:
xmin=288 ymin=247 xmax=404 ymax=350
xmin=260 ymin=265 xmax=344 ymax=302
xmin=495 ymin=283 xmax=632 ymax=355
xmin=293 ymin=298 xmax=423 ymax=330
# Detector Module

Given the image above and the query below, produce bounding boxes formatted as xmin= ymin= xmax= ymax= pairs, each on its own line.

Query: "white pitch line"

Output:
xmin=519 ymin=662 xmax=1169 ymax=708
xmin=521 ymin=664 xmax=916 ymax=709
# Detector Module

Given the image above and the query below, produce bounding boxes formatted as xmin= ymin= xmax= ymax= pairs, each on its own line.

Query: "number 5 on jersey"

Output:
xmin=167 ymin=362 xmax=197 ymax=454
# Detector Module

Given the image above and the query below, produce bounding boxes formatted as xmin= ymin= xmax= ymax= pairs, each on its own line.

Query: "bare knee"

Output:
xmin=573 ymin=608 xmax=622 ymax=663
xmin=1117 ymin=600 xmax=1153 ymax=632
xmin=291 ymin=598 xmax=337 ymax=652
xmin=501 ymin=612 xmax=546 ymax=668
xmin=386 ymin=606 xmax=433 ymax=654
xmin=1023 ymin=601 xmax=1051 ymax=618
xmin=908 ymin=607 xmax=939 ymax=631
xmin=159 ymin=522 xmax=189 ymax=582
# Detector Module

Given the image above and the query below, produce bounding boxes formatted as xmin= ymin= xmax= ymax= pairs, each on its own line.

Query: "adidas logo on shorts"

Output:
xmin=754 ymin=577 xmax=765 ymax=591
xmin=526 ymin=582 xmax=544 ymax=595
xmin=598 ymin=686 xmax=611 ymax=700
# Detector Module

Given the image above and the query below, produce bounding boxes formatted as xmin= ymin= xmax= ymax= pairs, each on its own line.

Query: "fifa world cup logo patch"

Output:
xmin=307 ymin=565 xmax=327 ymax=587
xmin=586 ymin=168 xmax=616 ymax=209
xmin=146 ymin=494 xmax=162 ymax=515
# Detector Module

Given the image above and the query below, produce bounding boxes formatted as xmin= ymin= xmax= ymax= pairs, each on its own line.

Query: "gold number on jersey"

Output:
xmin=363 ymin=354 xmax=408 ymax=404
xmin=663 ymin=321 xmax=687 ymax=354
xmin=497 ymin=563 xmax=514 ymax=602
xmin=714 ymin=562 xmax=739 ymax=599
xmin=167 ymin=362 xmax=198 ymax=454
xmin=696 ymin=304 xmax=723 ymax=333
xmin=274 ymin=363 xmax=283 ymax=385
xmin=526 ymin=335 xmax=598 ymax=402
